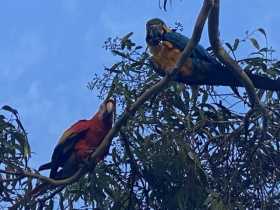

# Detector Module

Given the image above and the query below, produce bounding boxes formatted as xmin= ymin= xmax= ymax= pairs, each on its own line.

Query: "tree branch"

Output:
xmin=171 ymin=0 xmax=214 ymax=76
xmin=0 ymin=168 xmax=85 ymax=186
xmin=207 ymin=0 xmax=261 ymax=108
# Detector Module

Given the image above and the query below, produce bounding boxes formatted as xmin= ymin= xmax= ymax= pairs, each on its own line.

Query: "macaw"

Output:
xmin=9 ymin=99 xmax=116 ymax=209
xmin=38 ymin=98 xmax=115 ymax=179
xmin=146 ymin=18 xmax=280 ymax=91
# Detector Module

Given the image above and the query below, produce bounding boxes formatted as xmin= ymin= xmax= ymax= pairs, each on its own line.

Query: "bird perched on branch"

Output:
xmin=146 ymin=18 xmax=280 ymax=91
xmin=9 ymin=98 xmax=115 ymax=209
xmin=38 ymin=98 xmax=115 ymax=179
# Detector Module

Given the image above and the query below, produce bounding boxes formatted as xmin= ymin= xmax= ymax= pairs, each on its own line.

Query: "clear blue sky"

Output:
xmin=1 ymin=0 xmax=279 ymax=168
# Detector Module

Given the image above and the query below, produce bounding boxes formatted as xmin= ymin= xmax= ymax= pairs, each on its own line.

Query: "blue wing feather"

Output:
xmin=163 ymin=32 xmax=219 ymax=65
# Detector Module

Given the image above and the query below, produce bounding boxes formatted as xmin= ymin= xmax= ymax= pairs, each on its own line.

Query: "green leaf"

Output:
xmin=120 ymin=32 xmax=133 ymax=41
xmin=257 ymin=28 xmax=267 ymax=38
xmin=225 ymin=42 xmax=234 ymax=52
xmin=233 ymin=38 xmax=240 ymax=51
xmin=12 ymin=132 xmax=31 ymax=159
xmin=2 ymin=105 xmax=18 ymax=116
xmin=250 ymin=38 xmax=260 ymax=50
xmin=135 ymin=46 xmax=143 ymax=50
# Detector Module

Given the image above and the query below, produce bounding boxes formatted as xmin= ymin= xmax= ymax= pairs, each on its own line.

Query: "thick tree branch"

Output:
xmin=0 ymin=168 xmax=85 ymax=186
xmin=207 ymin=0 xmax=261 ymax=107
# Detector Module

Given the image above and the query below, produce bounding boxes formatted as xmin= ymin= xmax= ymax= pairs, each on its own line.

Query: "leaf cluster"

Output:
xmin=0 ymin=105 xmax=31 ymax=208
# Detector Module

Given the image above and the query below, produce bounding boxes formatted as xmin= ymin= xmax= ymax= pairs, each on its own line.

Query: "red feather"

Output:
xmin=38 ymin=99 xmax=115 ymax=179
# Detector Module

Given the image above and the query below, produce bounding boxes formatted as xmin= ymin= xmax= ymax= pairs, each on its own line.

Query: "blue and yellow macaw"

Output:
xmin=146 ymin=18 xmax=280 ymax=91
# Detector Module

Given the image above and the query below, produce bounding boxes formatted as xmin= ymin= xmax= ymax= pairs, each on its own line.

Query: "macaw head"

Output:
xmin=146 ymin=18 xmax=171 ymax=46
xmin=98 ymin=98 xmax=116 ymax=123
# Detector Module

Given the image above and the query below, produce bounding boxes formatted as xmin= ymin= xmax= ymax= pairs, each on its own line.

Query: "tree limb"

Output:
xmin=0 ymin=168 xmax=85 ymax=186
xmin=207 ymin=0 xmax=261 ymax=108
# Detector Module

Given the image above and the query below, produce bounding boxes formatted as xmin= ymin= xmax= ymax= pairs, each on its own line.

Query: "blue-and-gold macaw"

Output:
xmin=146 ymin=18 xmax=280 ymax=91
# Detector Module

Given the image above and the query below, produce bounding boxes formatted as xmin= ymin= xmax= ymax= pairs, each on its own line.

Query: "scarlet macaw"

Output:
xmin=146 ymin=18 xmax=280 ymax=91
xmin=39 ymin=98 xmax=115 ymax=179
xmin=9 ymin=99 xmax=116 ymax=209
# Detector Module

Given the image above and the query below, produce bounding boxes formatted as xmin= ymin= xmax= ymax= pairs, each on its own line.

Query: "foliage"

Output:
xmin=0 ymin=105 xmax=32 ymax=209
xmin=81 ymin=30 xmax=280 ymax=209
xmin=1 ymin=28 xmax=280 ymax=209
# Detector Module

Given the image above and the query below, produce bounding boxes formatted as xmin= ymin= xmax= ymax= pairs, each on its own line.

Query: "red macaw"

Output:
xmin=39 ymin=98 xmax=115 ymax=179
xmin=146 ymin=18 xmax=280 ymax=91
xmin=9 ymin=99 xmax=116 ymax=209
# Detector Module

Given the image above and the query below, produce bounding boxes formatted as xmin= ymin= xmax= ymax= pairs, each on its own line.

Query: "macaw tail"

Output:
xmin=160 ymin=62 xmax=280 ymax=91
xmin=38 ymin=162 xmax=53 ymax=171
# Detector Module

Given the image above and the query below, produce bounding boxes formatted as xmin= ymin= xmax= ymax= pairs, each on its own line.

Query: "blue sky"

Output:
xmin=1 ymin=0 xmax=279 ymax=168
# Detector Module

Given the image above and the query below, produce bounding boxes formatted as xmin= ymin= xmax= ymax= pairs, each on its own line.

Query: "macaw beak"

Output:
xmin=146 ymin=24 xmax=164 ymax=46
xmin=104 ymin=98 xmax=116 ymax=123
xmin=106 ymin=99 xmax=115 ymax=114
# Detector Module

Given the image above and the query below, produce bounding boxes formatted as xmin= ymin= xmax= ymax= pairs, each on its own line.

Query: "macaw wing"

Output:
xmin=162 ymin=31 xmax=218 ymax=64
xmin=57 ymin=120 xmax=90 ymax=144
xmin=49 ymin=120 xmax=90 ymax=178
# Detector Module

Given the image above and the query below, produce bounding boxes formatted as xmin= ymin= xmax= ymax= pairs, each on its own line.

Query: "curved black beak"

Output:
xmin=146 ymin=24 xmax=164 ymax=46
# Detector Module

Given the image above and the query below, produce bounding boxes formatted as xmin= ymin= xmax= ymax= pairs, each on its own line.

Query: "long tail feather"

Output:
xmin=175 ymin=63 xmax=280 ymax=91
xmin=38 ymin=162 xmax=52 ymax=171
